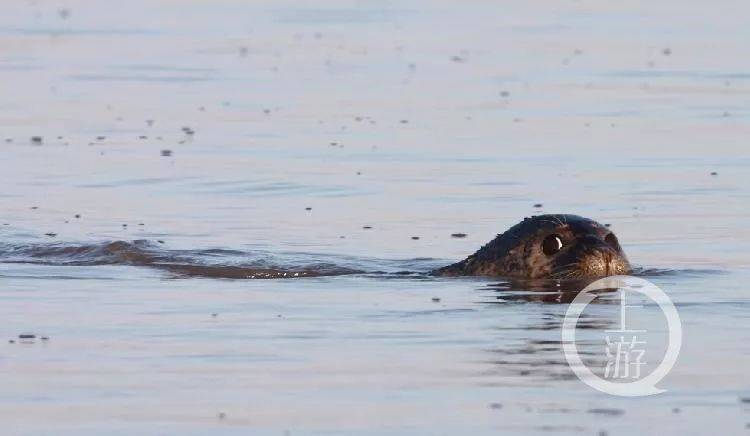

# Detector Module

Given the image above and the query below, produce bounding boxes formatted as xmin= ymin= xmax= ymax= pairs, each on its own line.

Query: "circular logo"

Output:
xmin=561 ymin=275 xmax=682 ymax=397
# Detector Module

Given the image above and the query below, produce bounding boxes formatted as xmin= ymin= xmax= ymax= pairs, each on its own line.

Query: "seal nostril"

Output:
xmin=604 ymin=233 xmax=620 ymax=250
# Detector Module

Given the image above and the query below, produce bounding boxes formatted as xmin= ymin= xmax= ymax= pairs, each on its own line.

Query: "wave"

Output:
xmin=0 ymin=240 xmax=441 ymax=279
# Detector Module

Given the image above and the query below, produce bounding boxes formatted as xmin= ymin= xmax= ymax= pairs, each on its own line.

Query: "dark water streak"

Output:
xmin=0 ymin=240 xmax=435 ymax=279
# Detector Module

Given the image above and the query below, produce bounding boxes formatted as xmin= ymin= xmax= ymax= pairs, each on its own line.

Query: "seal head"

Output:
xmin=434 ymin=214 xmax=631 ymax=279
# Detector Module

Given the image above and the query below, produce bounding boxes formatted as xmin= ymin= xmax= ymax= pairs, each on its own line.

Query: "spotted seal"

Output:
xmin=434 ymin=214 xmax=631 ymax=279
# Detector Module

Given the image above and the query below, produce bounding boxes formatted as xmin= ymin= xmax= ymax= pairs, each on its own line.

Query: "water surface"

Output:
xmin=1 ymin=0 xmax=749 ymax=434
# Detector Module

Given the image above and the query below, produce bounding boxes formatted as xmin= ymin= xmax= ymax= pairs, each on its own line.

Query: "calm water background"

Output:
xmin=1 ymin=0 xmax=749 ymax=434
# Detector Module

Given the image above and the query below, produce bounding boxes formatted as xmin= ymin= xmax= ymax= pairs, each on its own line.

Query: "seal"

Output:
xmin=433 ymin=214 xmax=631 ymax=279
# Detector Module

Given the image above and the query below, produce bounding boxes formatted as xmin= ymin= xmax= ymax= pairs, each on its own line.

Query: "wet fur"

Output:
xmin=433 ymin=214 xmax=630 ymax=279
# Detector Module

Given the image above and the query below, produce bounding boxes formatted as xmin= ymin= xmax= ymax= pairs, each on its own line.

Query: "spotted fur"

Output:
xmin=433 ymin=214 xmax=631 ymax=279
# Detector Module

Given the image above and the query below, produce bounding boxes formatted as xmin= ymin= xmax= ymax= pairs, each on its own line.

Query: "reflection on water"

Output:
xmin=480 ymin=278 xmax=607 ymax=304
xmin=478 ymin=279 xmax=615 ymax=383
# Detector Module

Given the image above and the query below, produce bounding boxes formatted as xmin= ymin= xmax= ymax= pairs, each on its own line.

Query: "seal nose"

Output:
xmin=578 ymin=235 xmax=626 ymax=277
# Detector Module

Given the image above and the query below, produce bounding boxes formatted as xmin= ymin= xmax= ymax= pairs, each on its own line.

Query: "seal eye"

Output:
xmin=605 ymin=233 xmax=620 ymax=250
xmin=542 ymin=234 xmax=563 ymax=256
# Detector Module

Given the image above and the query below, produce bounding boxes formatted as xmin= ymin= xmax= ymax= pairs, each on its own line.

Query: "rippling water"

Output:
xmin=1 ymin=0 xmax=749 ymax=434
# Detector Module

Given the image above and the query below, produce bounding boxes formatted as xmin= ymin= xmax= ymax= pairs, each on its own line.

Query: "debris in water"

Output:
xmin=587 ymin=408 xmax=625 ymax=416
xmin=362 ymin=226 xmax=372 ymax=229
xmin=533 ymin=203 xmax=543 ymax=208
xmin=31 ymin=136 xmax=43 ymax=144
xmin=161 ymin=149 xmax=172 ymax=157
xmin=451 ymin=233 xmax=467 ymax=238
xmin=411 ymin=236 xmax=420 ymax=240
xmin=431 ymin=297 xmax=441 ymax=303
